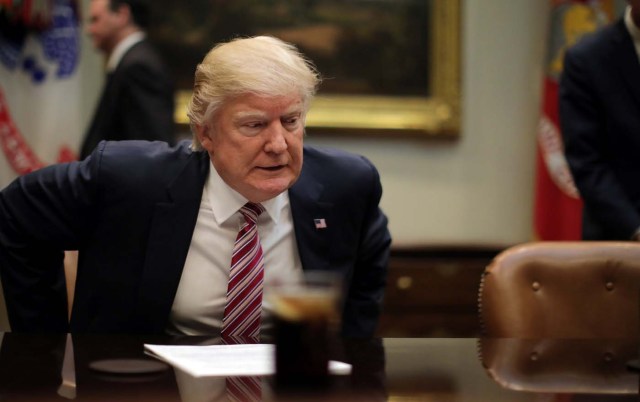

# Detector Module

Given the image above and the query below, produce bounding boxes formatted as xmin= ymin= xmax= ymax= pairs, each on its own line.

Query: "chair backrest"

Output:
xmin=479 ymin=338 xmax=638 ymax=394
xmin=479 ymin=242 xmax=640 ymax=338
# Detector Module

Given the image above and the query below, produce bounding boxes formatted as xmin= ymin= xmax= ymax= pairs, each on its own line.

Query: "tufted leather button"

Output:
xmin=530 ymin=351 xmax=539 ymax=361
xmin=605 ymin=281 xmax=614 ymax=291
xmin=532 ymin=281 xmax=540 ymax=291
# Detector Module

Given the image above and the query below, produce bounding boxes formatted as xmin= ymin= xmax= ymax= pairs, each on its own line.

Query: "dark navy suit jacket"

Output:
xmin=560 ymin=19 xmax=640 ymax=240
xmin=0 ymin=140 xmax=391 ymax=337
xmin=80 ymin=39 xmax=175 ymax=159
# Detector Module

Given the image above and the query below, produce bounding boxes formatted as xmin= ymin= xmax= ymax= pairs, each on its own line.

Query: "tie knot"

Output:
xmin=240 ymin=202 xmax=264 ymax=224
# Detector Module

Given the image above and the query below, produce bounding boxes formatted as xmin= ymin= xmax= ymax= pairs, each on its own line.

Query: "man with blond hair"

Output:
xmin=0 ymin=36 xmax=391 ymax=339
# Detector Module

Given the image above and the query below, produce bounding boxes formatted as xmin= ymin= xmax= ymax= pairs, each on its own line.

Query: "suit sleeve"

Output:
xmin=341 ymin=157 xmax=391 ymax=338
xmin=0 ymin=156 xmax=98 ymax=331
xmin=560 ymin=46 xmax=640 ymax=239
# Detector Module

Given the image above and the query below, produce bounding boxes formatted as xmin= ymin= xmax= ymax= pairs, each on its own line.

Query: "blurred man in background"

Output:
xmin=81 ymin=0 xmax=175 ymax=159
xmin=560 ymin=0 xmax=640 ymax=240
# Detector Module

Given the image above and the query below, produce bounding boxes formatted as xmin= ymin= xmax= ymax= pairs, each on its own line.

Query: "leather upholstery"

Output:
xmin=479 ymin=338 xmax=638 ymax=394
xmin=479 ymin=242 xmax=640 ymax=338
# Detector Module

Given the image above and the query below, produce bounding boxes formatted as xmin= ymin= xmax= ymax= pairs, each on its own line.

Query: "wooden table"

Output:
xmin=0 ymin=334 xmax=637 ymax=401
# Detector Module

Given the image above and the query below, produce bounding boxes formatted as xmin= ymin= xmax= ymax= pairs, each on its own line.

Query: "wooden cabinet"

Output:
xmin=377 ymin=246 xmax=504 ymax=337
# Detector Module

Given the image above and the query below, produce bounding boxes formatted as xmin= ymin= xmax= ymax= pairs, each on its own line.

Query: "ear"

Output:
xmin=115 ymin=3 xmax=132 ymax=25
xmin=196 ymin=124 xmax=215 ymax=152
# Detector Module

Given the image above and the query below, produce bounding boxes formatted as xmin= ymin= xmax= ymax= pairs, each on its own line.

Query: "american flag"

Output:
xmin=314 ymin=218 xmax=327 ymax=229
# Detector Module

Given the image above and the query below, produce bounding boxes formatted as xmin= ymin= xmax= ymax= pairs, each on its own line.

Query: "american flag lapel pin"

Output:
xmin=314 ymin=218 xmax=327 ymax=229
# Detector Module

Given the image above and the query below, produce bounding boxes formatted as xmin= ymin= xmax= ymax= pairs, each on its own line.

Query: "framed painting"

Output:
xmin=148 ymin=0 xmax=461 ymax=137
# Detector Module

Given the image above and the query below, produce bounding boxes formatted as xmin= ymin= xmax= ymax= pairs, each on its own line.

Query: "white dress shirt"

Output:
xmin=167 ymin=162 xmax=303 ymax=336
xmin=106 ymin=31 xmax=145 ymax=72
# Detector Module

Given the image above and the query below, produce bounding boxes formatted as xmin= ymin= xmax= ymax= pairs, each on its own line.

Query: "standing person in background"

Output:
xmin=560 ymin=0 xmax=640 ymax=240
xmin=80 ymin=0 xmax=175 ymax=159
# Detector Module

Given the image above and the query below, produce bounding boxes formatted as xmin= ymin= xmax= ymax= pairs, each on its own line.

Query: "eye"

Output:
xmin=237 ymin=120 xmax=266 ymax=137
xmin=245 ymin=121 xmax=265 ymax=129
xmin=282 ymin=115 xmax=300 ymax=127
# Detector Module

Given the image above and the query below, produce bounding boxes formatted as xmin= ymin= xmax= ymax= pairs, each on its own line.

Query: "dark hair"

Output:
xmin=108 ymin=0 xmax=150 ymax=29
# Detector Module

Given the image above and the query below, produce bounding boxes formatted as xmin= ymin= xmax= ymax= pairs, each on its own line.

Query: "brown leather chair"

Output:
xmin=479 ymin=241 xmax=640 ymax=338
xmin=479 ymin=338 xmax=638 ymax=394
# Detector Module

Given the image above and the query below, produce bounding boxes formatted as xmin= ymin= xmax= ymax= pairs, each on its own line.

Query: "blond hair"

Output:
xmin=187 ymin=36 xmax=321 ymax=150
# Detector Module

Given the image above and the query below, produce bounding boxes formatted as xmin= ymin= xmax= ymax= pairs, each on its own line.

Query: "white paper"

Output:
xmin=144 ymin=343 xmax=351 ymax=378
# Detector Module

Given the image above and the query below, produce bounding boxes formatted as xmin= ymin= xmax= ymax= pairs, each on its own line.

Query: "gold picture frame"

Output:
xmin=173 ymin=0 xmax=461 ymax=138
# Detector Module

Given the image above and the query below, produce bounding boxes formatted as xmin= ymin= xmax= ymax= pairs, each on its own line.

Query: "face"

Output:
xmin=198 ymin=93 xmax=305 ymax=203
xmin=86 ymin=0 xmax=123 ymax=53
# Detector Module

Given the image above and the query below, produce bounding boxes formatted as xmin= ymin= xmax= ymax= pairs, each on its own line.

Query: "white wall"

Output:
xmin=78 ymin=0 xmax=550 ymax=248
xmin=308 ymin=1 xmax=550 ymax=247
xmin=78 ymin=21 xmax=104 ymax=133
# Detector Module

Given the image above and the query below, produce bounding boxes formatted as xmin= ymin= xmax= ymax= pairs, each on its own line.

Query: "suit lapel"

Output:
xmin=135 ymin=151 xmax=210 ymax=332
xmin=611 ymin=20 xmax=640 ymax=109
xmin=289 ymin=169 xmax=335 ymax=273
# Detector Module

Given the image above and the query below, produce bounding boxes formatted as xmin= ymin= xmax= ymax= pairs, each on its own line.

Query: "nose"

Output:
xmin=263 ymin=122 xmax=288 ymax=154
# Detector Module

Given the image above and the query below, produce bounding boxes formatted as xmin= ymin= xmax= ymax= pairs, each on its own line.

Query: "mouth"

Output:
xmin=258 ymin=165 xmax=286 ymax=172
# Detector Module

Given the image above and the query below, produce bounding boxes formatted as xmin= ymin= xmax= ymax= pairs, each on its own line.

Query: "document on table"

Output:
xmin=144 ymin=343 xmax=351 ymax=378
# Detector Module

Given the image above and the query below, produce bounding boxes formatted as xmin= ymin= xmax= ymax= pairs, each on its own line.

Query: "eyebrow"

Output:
xmin=233 ymin=111 xmax=268 ymax=120
xmin=233 ymin=107 xmax=303 ymax=121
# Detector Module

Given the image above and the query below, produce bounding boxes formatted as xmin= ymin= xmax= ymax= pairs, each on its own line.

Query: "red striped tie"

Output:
xmin=223 ymin=337 xmax=262 ymax=402
xmin=221 ymin=202 xmax=265 ymax=339
xmin=226 ymin=375 xmax=262 ymax=402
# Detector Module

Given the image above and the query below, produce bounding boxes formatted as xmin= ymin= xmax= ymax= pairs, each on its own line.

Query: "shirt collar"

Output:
xmin=206 ymin=160 xmax=286 ymax=225
xmin=106 ymin=31 xmax=146 ymax=72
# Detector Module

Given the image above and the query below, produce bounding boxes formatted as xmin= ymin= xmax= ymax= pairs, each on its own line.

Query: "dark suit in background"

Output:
xmin=80 ymin=39 xmax=175 ymax=159
xmin=560 ymin=17 xmax=640 ymax=240
xmin=0 ymin=140 xmax=390 ymax=337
